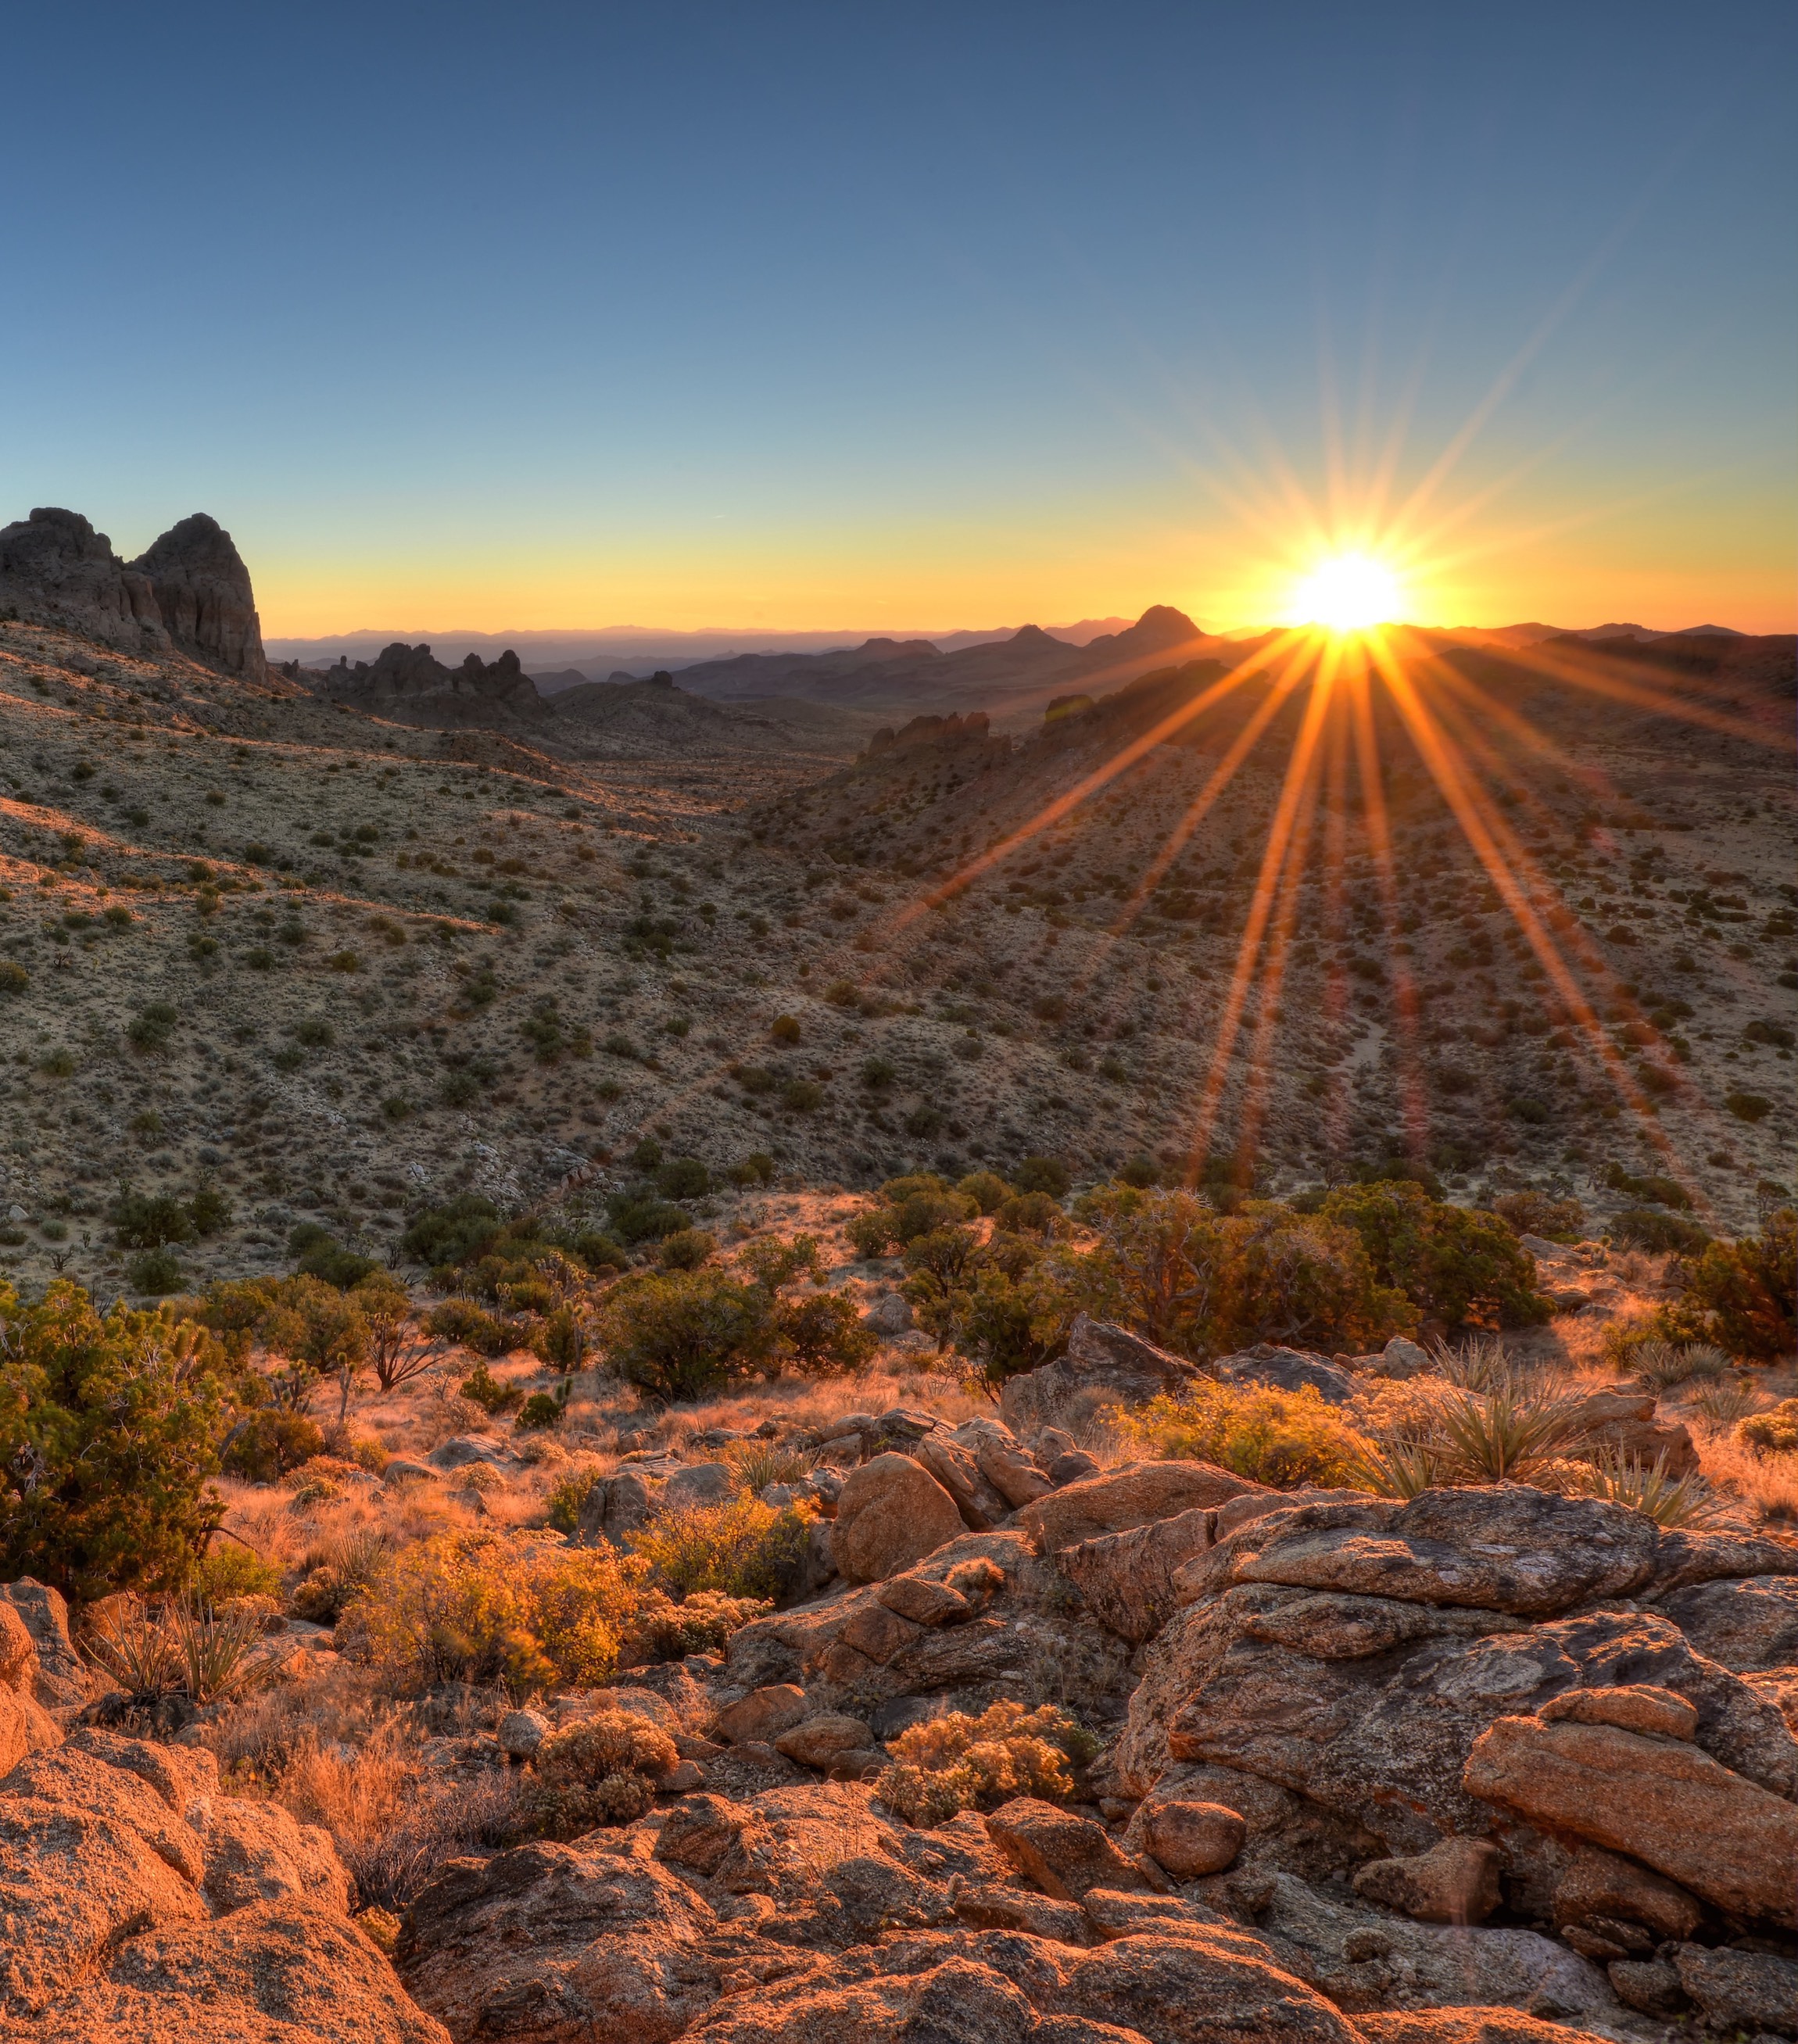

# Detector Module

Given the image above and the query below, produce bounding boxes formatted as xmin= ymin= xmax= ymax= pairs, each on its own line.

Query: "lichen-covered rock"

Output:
xmin=1059 ymin=1509 xmax=1217 ymax=1643
xmin=1138 ymin=1800 xmax=1246 ymax=1878
xmin=1652 ymin=1573 xmax=1798 ymax=1672
xmin=984 ymin=1797 xmax=1152 ymax=1903
xmin=1671 ymin=1943 xmax=1798 ymax=2036
xmin=1350 ymin=1838 xmax=1502 ymax=1926
xmin=0 ymin=1578 xmax=88 ymax=1709
xmin=1001 ymin=1316 xmax=1197 ymax=1434
xmin=1021 ymin=1464 xmax=1262 ymax=1556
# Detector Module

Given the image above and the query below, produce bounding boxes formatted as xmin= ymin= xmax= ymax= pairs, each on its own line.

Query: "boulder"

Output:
xmin=1140 ymin=1800 xmax=1246 ymax=1878
xmin=775 ymin=1715 xmax=878 ymax=1769
xmin=1059 ymin=1509 xmax=1218 ymax=1642
xmin=1351 ymin=1838 xmax=1503 ymax=1925
xmin=41 ymin=1899 xmax=450 ymax=2043
xmin=1051 ymin=1929 xmax=1360 ymax=2044
xmin=0 ymin=1579 xmax=88 ymax=1709
xmin=832 ymin=1454 xmax=965 ymax=1582
xmin=427 ymin=1436 xmax=520 ymax=1473
xmin=864 ymin=1293 xmax=913 ymax=1336
xmin=1550 ymin=1845 xmax=1703 ymax=1945
xmin=1563 ymin=1388 xmax=1697 ymax=1477
xmin=715 ymin=1685 xmax=811 ymax=1745
xmin=498 ymin=1708 xmax=548 ymax=1760
xmin=1356 ymin=2015 xmax=1611 ymax=2044
xmin=1538 ymin=1682 xmax=1696 ymax=1740
xmin=578 ymin=1469 xmax=656 ymax=1544
xmin=1254 ymin=1873 xmax=1614 ymax=2019
xmin=0 ymin=1684 xmax=60 ymax=1775
xmin=0 ymin=1604 xmax=34 ymax=1691
xmin=1653 ymin=1573 xmax=1798 ymax=1672
xmin=1001 ymin=1315 xmax=1196 ymax=1434
xmin=1463 ymin=1712 xmax=1798 ymax=1925
xmin=1214 ymin=1346 xmax=1357 ymax=1407
xmin=194 ymin=1792 xmax=356 ymax=1914
xmin=399 ymin=1834 xmax=723 ymax=2043
xmin=1606 ymin=1958 xmax=1688 ymax=2017
xmin=381 ymin=1459 xmax=440 ymax=1487
xmin=664 ymin=1462 xmax=739 ymax=1512
xmin=1377 ymin=1337 xmax=1434 ymax=1380
xmin=1671 ymin=1943 xmax=1798 ymax=2036
xmin=1 ymin=1742 xmax=206 ymax=1884
xmin=876 ymin=1577 xmax=973 ymax=1627
xmin=1020 ymin=1463 xmax=1263 ymax=1555
xmin=984 ymin=1796 xmax=1152 ymax=1902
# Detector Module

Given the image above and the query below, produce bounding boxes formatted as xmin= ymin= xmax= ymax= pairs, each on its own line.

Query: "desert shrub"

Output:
xmin=1657 ymin=1210 xmax=1796 ymax=1363
xmin=600 ymin=1268 xmax=777 ymax=1398
xmin=112 ymin=1188 xmax=195 ymax=1249
xmin=520 ymin=1709 xmax=676 ymax=1835
xmin=1432 ymin=1386 xmax=1590 ymax=1483
xmin=1612 ymin=1208 xmax=1709 ymax=1255
xmin=1320 ymin=1181 xmax=1550 ymax=1330
xmin=530 ymin=1303 xmax=590 ymax=1370
xmin=460 ymin=1359 xmax=525 ymax=1415
xmin=726 ymin=1152 xmax=776 ymax=1187
xmin=222 ymin=1409 xmax=326 ymax=1483
xmin=658 ymin=1228 xmax=716 ymax=1270
xmin=341 ymin=1532 xmax=646 ymax=1696
xmin=995 ymin=1190 xmax=1061 ymax=1237
xmin=631 ymin=1497 xmax=814 ymax=1602
xmin=876 ymin=1701 xmax=1094 ymax=1826
xmin=514 ymin=1387 xmax=568 ymax=1431
xmin=775 ymin=1289 xmax=879 ymax=1375
xmin=544 ymin=1466 xmax=607 ymax=1535
xmin=288 ymin=1222 xmax=380 ymax=1288
xmin=1725 ymin=1091 xmax=1772 ymax=1123
xmin=401 ymin=1195 xmax=503 ymax=1269
xmin=625 ymin=1588 xmax=770 ymax=1661
xmin=129 ymin=1246 xmax=186 ymax=1295
xmin=1012 ymin=1156 xmax=1072 ymax=1197
xmin=1492 ymin=1191 xmax=1585 ymax=1241
xmin=654 ymin=1157 xmax=710 ymax=1199
xmin=1069 ymin=1188 xmax=1414 ymax=1359
xmin=0 ymin=1283 xmax=237 ymax=1604
xmin=192 ymin=1540 xmax=282 ymax=1612
xmin=1740 ymin=1400 xmax=1798 ymax=1456
xmin=957 ymin=1171 xmax=1013 ymax=1215
xmin=1689 ymin=1378 xmax=1758 ymax=1429
xmin=1624 ymin=1337 xmax=1728 ymax=1390
xmin=291 ymin=1530 xmax=389 ymax=1624
xmin=606 ymin=1192 xmax=693 ymax=1245
xmin=427 ymin=1298 xmax=519 ymax=1355
xmin=1116 ymin=1381 xmax=1366 ymax=1489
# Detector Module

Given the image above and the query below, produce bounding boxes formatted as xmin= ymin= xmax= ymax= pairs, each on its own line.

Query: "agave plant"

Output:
xmin=1437 ymin=1386 xmax=1590 ymax=1484
xmin=1631 ymin=1339 xmax=1729 ymax=1391
xmin=1434 ymin=1335 xmax=1517 ymax=1395
xmin=1566 ymin=1450 xmax=1729 ymax=1530
xmin=1689 ymin=1377 xmax=1760 ymax=1429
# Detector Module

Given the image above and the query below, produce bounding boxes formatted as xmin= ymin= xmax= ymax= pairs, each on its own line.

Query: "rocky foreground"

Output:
xmin=5 ymin=1325 xmax=1798 ymax=2042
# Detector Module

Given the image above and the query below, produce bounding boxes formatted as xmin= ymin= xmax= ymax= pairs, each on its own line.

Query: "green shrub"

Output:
xmin=0 ymin=962 xmax=29 ymax=995
xmin=625 ymin=1588 xmax=770 ymax=1661
xmin=515 ymin=1387 xmax=568 ymax=1431
xmin=192 ymin=1540 xmax=282 ymax=1612
xmin=1013 ymin=1155 xmax=1071 ymax=1197
xmin=1320 ymin=1180 xmax=1550 ymax=1330
xmin=113 ymin=1190 xmax=195 ymax=1250
xmin=631 ymin=1496 xmax=814 ymax=1602
xmin=1740 ymin=1400 xmax=1798 ymax=1455
xmin=1492 ymin=1191 xmax=1585 ymax=1241
xmin=1116 ymin=1381 xmax=1366 ymax=1488
xmin=1612 ymin=1208 xmax=1710 ymax=1255
xmin=0 ymin=1283 xmax=238 ymax=1603
xmin=520 ymin=1709 xmax=676 ymax=1835
xmin=776 ymin=1289 xmax=879 ymax=1374
xmin=995 ymin=1190 xmax=1061 ymax=1237
xmin=1725 ymin=1091 xmax=1772 ymax=1122
xmin=221 ymin=1409 xmax=325 ymax=1483
xmin=128 ymin=1247 xmax=186 ymax=1294
xmin=287 ymin=1222 xmax=379 ymax=1288
xmin=530 ymin=1302 xmax=591 ymax=1370
xmin=545 ymin=1466 xmax=607 ymax=1534
xmin=427 ymin=1298 xmax=519 ymax=1355
xmin=460 ymin=1359 xmax=525 ymax=1414
xmin=605 ymin=1193 xmax=692 ymax=1245
xmin=726 ymin=1152 xmax=776 ymax=1187
xmin=599 ymin=1269 xmax=776 ymax=1398
xmin=658 ymin=1228 xmax=716 ymax=1270
xmin=401 ymin=1195 xmax=502 ymax=1269
xmin=654 ymin=1157 xmax=710 ymax=1199
xmin=1658 ymin=1210 xmax=1796 ymax=1362
xmin=127 ymin=1001 xmax=179 ymax=1051
xmin=957 ymin=1171 xmax=1013 ymax=1215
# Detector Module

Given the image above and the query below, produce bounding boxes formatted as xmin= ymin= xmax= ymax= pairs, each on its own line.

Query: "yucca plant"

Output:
xmin=1565 ymin=1450 xmax=1729 ymax=1530
xmin=1350 ymin=1436 xmax=1449 ymax=1499
xmin=1631 ymin=1339 xmax=1728 ymax=1391
xmin=1690 ymin=1378 xmax=1760 ymax=1429
xmin=167 ymin=1598 xmax=270 ymax=1704
xmin=722 ymin=1439 xmax=819 ymax=1491
xmin=1434 ymin=1335 xmax=1523 ymax=1396
xmin=1438 ymin=1386 xmax=1590 ymax=1484
xmin=83 ymin=1598 xmax=181 ymax=1700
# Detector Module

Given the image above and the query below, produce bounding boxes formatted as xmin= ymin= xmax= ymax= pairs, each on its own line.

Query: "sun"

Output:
xmin=1292 ymin=552 xmax=1402 ymax=633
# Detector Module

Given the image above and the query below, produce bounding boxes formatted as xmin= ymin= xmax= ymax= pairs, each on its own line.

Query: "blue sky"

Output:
xmin=2 ymin=2 xmax=1793 ymax=632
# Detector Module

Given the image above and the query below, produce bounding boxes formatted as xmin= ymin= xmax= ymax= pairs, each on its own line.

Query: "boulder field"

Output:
xmin=9 ymin=1321 xmax=1798 ymax=2044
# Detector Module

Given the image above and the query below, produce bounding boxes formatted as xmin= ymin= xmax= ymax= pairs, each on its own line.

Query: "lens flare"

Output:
xmin=1292 ymin=552 xmax=1402 ymax=632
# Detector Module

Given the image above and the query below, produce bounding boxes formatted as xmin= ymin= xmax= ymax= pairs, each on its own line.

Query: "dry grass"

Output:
xmin=1692 ymin=1429 xmax=1798 ymax=1523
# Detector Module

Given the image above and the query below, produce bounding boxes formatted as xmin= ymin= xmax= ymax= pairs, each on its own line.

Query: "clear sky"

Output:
xmin=3 ymin=2 xmax=1793 ymax=635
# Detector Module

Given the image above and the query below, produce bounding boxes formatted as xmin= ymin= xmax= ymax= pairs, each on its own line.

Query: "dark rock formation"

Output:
xmin=312 ymin=642 xmax=546 ymax=727
xmin=0 ymin=504 xmax=267 ymax=681
xmin=127 ymin=514 xmax=265 ymax=680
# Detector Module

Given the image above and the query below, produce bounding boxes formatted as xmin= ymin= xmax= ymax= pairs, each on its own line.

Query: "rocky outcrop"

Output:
xmin=128 ymin=513 xmax=266 ymax=680
xmin=0 ymin=505 xmax=267 ymax=680
xmin=832 ymin=1454 xmax=966 ymax=1581
xmin=0 ymin=1584 xmax=434 ymax=2039
xmin=1001 ymin=1316 xmax=1195 ymax=1433
xmin=313 ymin=641 xmax=546 ymax=727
